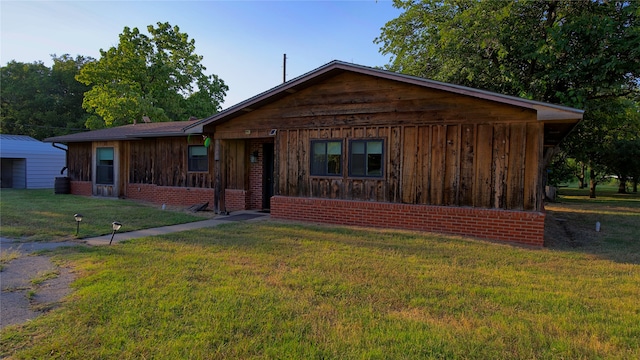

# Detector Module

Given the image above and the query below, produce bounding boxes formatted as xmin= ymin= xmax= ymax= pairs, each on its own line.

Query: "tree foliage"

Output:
xmin=604 ymin=138 xmax=640 ymax=192
xmin=1 ymin=55 xmax=91 ymax=140
xmin=376 ymin=0 xmax=640 ymax=196
xmin=376 ymin=0 xmax=639 ymax=106
xmin=76 ymin=22 xmax=228 ymax=129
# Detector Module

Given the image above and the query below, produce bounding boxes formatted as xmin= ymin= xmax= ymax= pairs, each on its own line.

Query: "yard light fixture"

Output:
xmin=74 ymin=213 xmax=83 ymax=236
xmin=109 ymin=221 xmax=122 ymax=245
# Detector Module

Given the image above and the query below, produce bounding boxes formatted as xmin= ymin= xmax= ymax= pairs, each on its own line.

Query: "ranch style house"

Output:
xmin=45 ymin=61 xmax=583 ymax=246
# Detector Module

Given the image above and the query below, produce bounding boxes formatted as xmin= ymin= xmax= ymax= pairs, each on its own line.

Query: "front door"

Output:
xmin=262 ymin=143 xmax=274 ymax=209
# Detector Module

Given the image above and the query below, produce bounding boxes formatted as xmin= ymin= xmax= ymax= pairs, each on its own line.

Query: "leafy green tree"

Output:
xmin=376 ymin=0 xmax=638 ymax=106
xmin=0 ymin=55 xmax=91 ymax=140
xmin=1 ymin=61 xmax=51 ymax=138
xmin=376 ymin=0 xmax=640 ymax=197
xmin=603 ymin=139 xmax=640 ymax=193
xmin=546 ymin=152 xmax=578 ymax=187
xmin=76 ymin=22 xmax=228 ymax=129
xmin=562 ymin=98 xmax=640 ymax=196
xmin=50 ymin=54 xmax=94 ymax=133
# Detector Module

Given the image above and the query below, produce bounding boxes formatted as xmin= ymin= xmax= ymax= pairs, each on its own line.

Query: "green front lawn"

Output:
xmin=0 ymin=189 xmax=206 ymax=241
xmin=1 ymin=188 xmax=638 ymax=359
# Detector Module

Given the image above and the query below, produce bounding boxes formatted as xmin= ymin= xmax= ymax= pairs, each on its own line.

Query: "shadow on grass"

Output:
xmin=544 ymin=188 xmax=640 ymax=265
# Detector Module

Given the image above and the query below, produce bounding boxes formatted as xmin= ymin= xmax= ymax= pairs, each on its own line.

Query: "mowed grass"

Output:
xmin=0 ymin=189 xmax=205 ymax=241
xmin=1 ymin=188 xmax=639 ymax=358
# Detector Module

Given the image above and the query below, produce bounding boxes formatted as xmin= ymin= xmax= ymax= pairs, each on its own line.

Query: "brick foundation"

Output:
xmin=70 ymin=181 xmax=92 ymax=196
xmin=271 ymin=196 xmax=546 ymax=246
xmin=126 ymin=183 xmax=214 ymax=209
xmin=225 ymin=189 xmax=250 ymax=212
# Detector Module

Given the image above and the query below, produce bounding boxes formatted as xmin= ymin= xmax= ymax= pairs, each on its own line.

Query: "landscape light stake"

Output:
xmin=74 ymin=214 xmax=83 ymax=236
xmin=109 ymin=221 xmax=122 ymax=245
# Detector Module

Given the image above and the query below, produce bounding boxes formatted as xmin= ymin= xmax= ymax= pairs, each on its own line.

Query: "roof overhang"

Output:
xmin=43 ymin=124 xmax=196 ymax=143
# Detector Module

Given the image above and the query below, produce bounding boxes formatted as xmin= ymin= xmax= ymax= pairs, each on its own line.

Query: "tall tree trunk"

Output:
xmin=618 ymin=175 xmax=627 ymax=194
xmin=633 ymin=176 xmax=638 ymax=193
xmin=577 ymin=162 xmax=586 ymax=189
xmin=589 ymin=168 xmax=597 ymax=198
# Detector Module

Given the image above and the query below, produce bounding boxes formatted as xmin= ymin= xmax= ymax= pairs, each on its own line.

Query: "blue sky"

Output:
xmin=1 ymin=1 xmax=401 ymax=108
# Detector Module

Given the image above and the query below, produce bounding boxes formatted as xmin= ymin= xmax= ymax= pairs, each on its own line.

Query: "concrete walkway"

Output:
xmin=83 ymin=210 xmax=269 ymax=246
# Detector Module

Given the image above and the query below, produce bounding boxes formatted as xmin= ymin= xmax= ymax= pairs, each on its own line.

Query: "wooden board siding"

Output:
xmin=67 ymin=142 xmax=92 ymax=181
xmin=474 ymin=124 xmax=494 ymax=208
xmin=129 ymin=139 xmax=156 ymax=184
xmin=128 ymin=137 xmax=214 ymax=188
xmin=224 ymin=139 xmax=246 ymax=190
xmin=459 ymin=124 xmax=475 ymax=206
xmin=430 ymin=125 xmax=446 ymax=206
xmin=524 ymin=123 xmax=544 ymax=210
xmin=492 ymin=124 xmax=508 ymax=209
xmin=401 ymin=126 xmax=418 ymax=204
xmin=506 ymin=123 xmax=526 ymax=210
xmin=211 ymin=71 xmax=543 ymax=211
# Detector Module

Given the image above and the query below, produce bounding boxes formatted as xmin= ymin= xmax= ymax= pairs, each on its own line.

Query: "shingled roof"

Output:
xmin=44 ymin=121 xmax=195 ymax=143
xmin=184 ymin=60 xmax=584 ymax=133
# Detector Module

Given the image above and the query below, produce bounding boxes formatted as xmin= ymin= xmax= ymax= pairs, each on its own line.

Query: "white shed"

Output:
xmin=0 ymin=135 xmax=67 ymax=189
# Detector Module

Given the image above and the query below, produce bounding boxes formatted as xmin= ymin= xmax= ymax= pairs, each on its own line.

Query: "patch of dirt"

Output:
xmin=544 ymin=208 xmax=600 ymax=249
xmin=0 ymin=239 xmax=79 ymax=329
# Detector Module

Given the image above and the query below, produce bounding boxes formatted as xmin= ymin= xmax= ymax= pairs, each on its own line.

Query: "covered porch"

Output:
xmin=215 ymin=137 xmax=275 ymax=214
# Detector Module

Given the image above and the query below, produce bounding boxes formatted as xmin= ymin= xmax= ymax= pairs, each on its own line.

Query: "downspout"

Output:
xmin=51 ymin=142 xmax=68 ymax=175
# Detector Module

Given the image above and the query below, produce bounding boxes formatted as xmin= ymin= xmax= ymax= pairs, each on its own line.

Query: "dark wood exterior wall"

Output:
xmin=67 ymin=142 xmax=92 ymax=181
xmin=67 ymin=136 xmax=215 ymax=189
xmin=221 ymin=139 xmax=247 ymax=190
xmin=211 ymin=72 xmax=544 ymax=211
xmin=127 ymin=137 xmax=214 ymax=188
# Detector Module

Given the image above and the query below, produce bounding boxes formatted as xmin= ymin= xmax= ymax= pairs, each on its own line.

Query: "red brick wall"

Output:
xmin=247 ymin=139 xmax=274 ymax=210
xmin=126 ymin=184 xmax=214 ymax=209
xmin=248 ymin=141 xmax=264 ymax=210
xmin=271 ymin=196 xmax=546 ymax=246
xmin=70 ymin=181 xmax=215 ymax=209
xmin=225 ymin=189 xmax=249 ymax=212
xmin=70 ymin=181 xmax=92 ymax=196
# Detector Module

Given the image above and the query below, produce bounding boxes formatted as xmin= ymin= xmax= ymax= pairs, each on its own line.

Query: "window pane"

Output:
xmin=367 ymin=153 xmax=382 ymax=176
xmin=327 ymin=154 xmax=341 ymax=174
xmin=96 ymin=166 xmax=114 ymax=184
xmin=189 ymin=146 xmax=207 ymax=156
xmin=351 ymin=153 xmax=365 ymax=176
xmin=311 ymin=154 xmax=326 ymax=175
xmin=97 ymin=147 xmax=113 ymax=161
xmin=313 ymin=142 xmax=326 ymax=157
xmin=311 ymin=142 xmax=326 ymax=175
xmin=189 ymin=158 xmax=208 ymax=172
xmin=352 ymin=141 xmax=365 ymax=154
xmin=327 ymin=141 xmax=341 ymax=155
xmin=368 ymin=141 xmax=383 ymax=154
